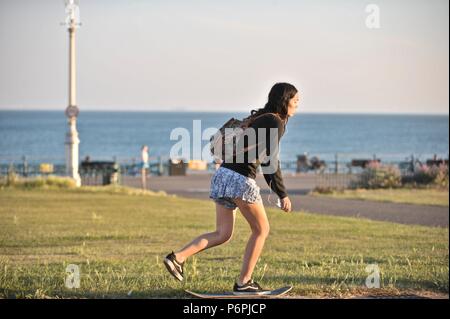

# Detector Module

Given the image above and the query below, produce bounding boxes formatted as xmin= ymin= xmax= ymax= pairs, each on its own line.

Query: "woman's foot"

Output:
xmin=233 ymin=279 xmax=270 ymax=295
xmin=163 ymin=251 xmax=185 ymax=281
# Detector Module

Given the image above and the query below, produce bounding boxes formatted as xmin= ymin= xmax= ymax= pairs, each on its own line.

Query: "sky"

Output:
xmin=0 ymin=0 xmax=448 ymax=114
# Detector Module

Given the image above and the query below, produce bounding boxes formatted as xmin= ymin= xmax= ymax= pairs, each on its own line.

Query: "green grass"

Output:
xmin=0 ymin=187 xmax=448 ymax=299
xmin=311 ymin=188 xmax=449 ymax=207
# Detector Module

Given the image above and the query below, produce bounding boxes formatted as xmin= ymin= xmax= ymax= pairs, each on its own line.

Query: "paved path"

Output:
xmin=122 ymin=174 xmax=449 ymax=228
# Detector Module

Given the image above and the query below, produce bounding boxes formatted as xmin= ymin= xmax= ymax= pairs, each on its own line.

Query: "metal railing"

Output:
xmin=1 ymin=153 xmax=448 ymax=189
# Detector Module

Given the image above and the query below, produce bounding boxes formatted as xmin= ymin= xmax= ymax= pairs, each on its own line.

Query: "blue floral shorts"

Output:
xmin=209 ymin=167 xmax=263 ymax=210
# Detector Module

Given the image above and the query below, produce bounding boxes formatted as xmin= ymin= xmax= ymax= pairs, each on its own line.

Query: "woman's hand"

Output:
xmin=280 ymin=197 xmax=292 ymax=213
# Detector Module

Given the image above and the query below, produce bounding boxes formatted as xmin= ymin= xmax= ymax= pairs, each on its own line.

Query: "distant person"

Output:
xmin=141 ymin=145 xmax=149 ymax=189
xmin=164 ymin=82 xmax=299 ymax=295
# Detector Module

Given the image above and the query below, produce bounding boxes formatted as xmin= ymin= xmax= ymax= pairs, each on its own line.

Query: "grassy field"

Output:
xmin=0 ymin=186 xmax=448 ymax=299
xmin=311 ymin=188 xmax=449 ymax=207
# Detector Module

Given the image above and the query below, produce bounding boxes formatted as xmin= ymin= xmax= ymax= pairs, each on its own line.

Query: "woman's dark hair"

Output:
xmin=244 ymin=82 xmax=298 ymax=123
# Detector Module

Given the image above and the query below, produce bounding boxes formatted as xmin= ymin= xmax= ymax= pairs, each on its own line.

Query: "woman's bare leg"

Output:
xmin=234 ymin=198 xmax=270 ymax=285
xmin=141 ymin=168 xmax=146 ymax=189
xmin=174 ymin=203 xmax=236 ymax=263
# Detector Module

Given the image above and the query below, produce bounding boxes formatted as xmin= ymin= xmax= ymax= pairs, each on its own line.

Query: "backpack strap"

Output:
xmin=236 ymin=112 xmax=285 ymax=156
xmin=242 ymin=112 xmax=284 ymax=129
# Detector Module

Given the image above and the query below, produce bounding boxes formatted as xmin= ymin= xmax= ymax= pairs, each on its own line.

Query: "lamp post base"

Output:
xmin=65 ymin=116 xmax=81 ymax=187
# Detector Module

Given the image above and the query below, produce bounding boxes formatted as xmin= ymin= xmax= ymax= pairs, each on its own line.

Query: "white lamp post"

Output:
xmin=63 ymin=0 xmax=81 ymax=187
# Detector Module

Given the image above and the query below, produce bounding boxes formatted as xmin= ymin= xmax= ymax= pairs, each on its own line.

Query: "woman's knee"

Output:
xmin=252 ymin=223 xmax=270 ymax=238
xmin=216 ymin=229 xmax=233 ymax=244
xmin=234 ymin=198 xmax=270 ymax=238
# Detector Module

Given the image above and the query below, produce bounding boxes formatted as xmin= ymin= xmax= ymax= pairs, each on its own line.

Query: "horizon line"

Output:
xmin=0 ymin=108 xmax=448 ymax=116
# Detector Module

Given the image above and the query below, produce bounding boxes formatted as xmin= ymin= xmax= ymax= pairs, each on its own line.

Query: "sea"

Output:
xmin=0 ymin=111 xmax=448 ymax=165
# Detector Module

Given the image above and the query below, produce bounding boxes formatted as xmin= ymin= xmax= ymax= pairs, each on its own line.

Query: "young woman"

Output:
xmin=164 ymin=83 xmax=300 ymax=294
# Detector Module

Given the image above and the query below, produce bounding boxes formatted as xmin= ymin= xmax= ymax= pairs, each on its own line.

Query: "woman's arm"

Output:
xmin=253 ymin=114 xmax=288 ymax=199
xmin=262 ymin=161 xmax=288 ymax=199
